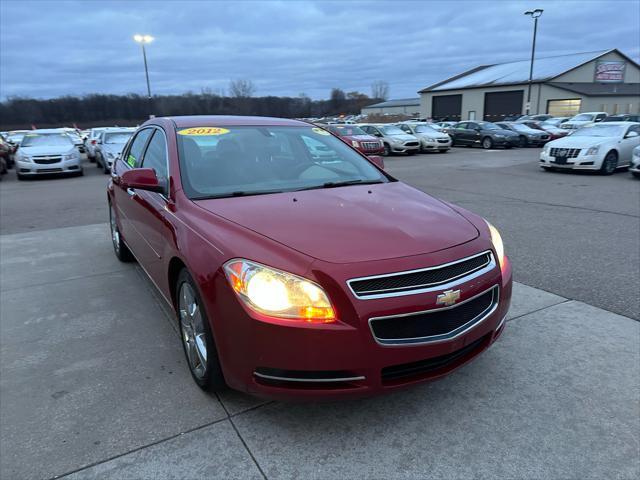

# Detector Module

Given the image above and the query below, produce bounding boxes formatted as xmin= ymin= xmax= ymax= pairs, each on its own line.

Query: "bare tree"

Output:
xmin=229 ymin=79 xmax=256 ymax=98
xmin=371 ymin=80 xmax=389 ymax=100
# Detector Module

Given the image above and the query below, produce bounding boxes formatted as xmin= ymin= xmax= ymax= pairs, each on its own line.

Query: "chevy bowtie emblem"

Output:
xmin=436 ymin=289 xmax=461 ymax=307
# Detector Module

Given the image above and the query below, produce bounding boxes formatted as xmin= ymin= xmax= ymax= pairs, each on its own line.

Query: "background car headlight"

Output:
xmin=494 ymin=134 xmax=505 ymax=138
xmin=543 ymin=144 xmax=550 ymax=153
xmin=392 ymin=138 xmax=404 ymax=145
xmin=106 ymin=151 xmax=115 ymax=159
xmin=351 ymin=140 xmax=360 ymax=148
xmin=585 ymin=146 xmax=600 ymax=155
xmin=18 ymin=155 xmax=31 ymax=163
xmin=224 ymin=259 xmax=335 ymax=322
xmin=485 ymin=220 xmax=506 ymax=272
xmin=62 ymin=153 xmax=76 ymax=160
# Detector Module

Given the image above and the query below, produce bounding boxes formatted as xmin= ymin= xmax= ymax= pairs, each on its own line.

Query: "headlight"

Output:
xmin=351 ymin=140 xmax=360 ymax=148
xmin=543 ymin=144 xmax=550 ymax=153
xmin=18 ymin=155 xmax=31 ymax=163
xmin=494 ymin=134 xmax=505 ymax=138
xmin=223 ymin=259 xmax=336 ymax=323
xmin=392 ymin=138 xmax=404 ymax=145
xmin=106 ymin=151 xmax=115 ymax=159
xmin=585 ymin=146 xmax=599 ymax=156
xmin=62 ymin=153 xmax=76 ymax=160
xmin=485 ymin=221 xmax=506 ymax=272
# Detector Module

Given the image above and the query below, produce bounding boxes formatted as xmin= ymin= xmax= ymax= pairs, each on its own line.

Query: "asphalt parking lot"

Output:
xmin=1 ymin=148 xmax=639 ymax=479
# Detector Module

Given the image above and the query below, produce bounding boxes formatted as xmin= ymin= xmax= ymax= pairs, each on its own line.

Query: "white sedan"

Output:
xmin=630 ymin=145 xmax=640 ymax=179
xmin=539 ymin=122 xmax=640 ymax=175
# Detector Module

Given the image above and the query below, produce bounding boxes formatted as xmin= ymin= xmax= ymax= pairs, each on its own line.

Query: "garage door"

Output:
xmin=483 ymin=91 xmax=524 ymax=121
xmin=547 ymin=99 xmax=581 ymax=117
xmin=432 ymin=95 xmax=462 ymax=121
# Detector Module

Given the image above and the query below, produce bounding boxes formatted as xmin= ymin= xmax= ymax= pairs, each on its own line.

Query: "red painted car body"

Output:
xmin=326 ymin=124 xmax=385 ymax=155
xmin=108 ymin=115 xmax=512 ymax=401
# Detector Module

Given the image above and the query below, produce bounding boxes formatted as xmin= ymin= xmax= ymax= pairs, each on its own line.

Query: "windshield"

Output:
xmin=177 ymin=126 xmax=389 ymax=199
xmin=104 ymin=132 xmax=133 ymax=144
xmin=9 ymin=133 xmax=25 ymax=143
xmin=511 ymin=124 xmax=536 ymax=133
xmin=478 ymin=122 xmax=501 ymax=130
xmin=571 ymin=125 xmax=624 ymax=137
xmin=543 ymin=118 xmax=565 ymax=126
xmin=413 ymin=125 xmax=438 ymax=133
xmin=571 ymin=114 xmax=595 ymax=121
xmin=328 ymin=125 xmax=367 ymax=136
xmin=381 ymin=125 xmax=405 ymax=135
xmin=21 ymin=134 xmax=73 ymax=147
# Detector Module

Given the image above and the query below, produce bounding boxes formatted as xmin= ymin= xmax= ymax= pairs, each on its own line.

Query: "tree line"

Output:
xmin=0 ymin=81 xmax=390 ymax=130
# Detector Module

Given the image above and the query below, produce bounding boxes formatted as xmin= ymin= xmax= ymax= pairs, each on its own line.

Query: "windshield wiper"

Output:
xmin=194 ymin=189 xmax=283 ymax=200
xmin=295 ymin=179 xmax=384 ymax=191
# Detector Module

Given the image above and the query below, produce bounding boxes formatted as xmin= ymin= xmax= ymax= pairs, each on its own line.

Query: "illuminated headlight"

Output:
xmin=224 ymin=259 xmax=336 ymax=323
xmin=485 ymin=220 xmax=506 ymax=272
xmin=351 ymin=140 xmax=360 ymax=148
xmin=585 ymin=146 xmax=600 ymax=156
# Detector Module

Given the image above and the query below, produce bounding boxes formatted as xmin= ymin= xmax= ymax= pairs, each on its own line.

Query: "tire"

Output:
xmin=383 ymin=143 xmax=391 ymax=156
xmin=96 ymin=154 xmax=103 ymax=169
xmin=103 ymin=162 xmax=110 ymax=174
xmin=482 ymin=137 xmax=493 ymax=149
xmin=439 ymin=149 xmax=448 ymax=153
xmin=505 ymin=145 xmax=513 ymax=149
xmin=176 ymin=269 xmax=226 ymax=391
xmin=541 ymin=166 xmax=555 ymax=172
xmin=109 ymin=203 xmax=133 ymax=262
xmin=407 ymin=150 xmax=416 ymax=156
xmin=632 ymin=172 xmax=640 ymax=179
xmin=599 ymin=151 xmax=618 ymax=175
xmin=17 ymin=173 xmax=25 ymax=181
xmin=518 ymin=136 xmax=527 ymax=148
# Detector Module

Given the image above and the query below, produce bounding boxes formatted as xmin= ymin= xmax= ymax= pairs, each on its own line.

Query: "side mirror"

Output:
xmin=120 ymin=168 xmax=164 ymax=193
xmin=368 ymin=155 xmax=385 ymax=170
xmin=625 ymin=131 xmax=639 ymax=139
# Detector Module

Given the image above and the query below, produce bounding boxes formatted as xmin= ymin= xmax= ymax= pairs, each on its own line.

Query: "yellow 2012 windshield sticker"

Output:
xmin=177 ymin=127 xmax=230 ymax=136
xmin=312 ymin=127 xmax=330 ymax=136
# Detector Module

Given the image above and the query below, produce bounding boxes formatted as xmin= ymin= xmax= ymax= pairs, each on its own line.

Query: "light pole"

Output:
xmin=134 ymin=34 xmax=154 ymax=115
xmin=524 ymin=9 xmax=543 ymax=115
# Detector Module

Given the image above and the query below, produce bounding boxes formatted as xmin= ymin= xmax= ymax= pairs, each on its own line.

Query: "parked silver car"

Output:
xmin=396 ymin=123 xmax=451 ymax=152
xmin=358 ymin=124 xmax=420 ymax=155
xmin=85 ymin=127 xmax=110 ymax=161
xmin=95 ymin=128 xmax=135 ymax=173
xmin=14 ymin=131 xmax=83 ymax=179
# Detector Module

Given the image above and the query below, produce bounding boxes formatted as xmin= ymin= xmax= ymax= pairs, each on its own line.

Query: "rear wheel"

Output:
xmin=482 ymin=137 xmax=493 ymax=149
xmin=518 ymin=136 xmax=527 ymax=148
xmin=599 ymin=151 xmax=618 ymax=175
xmin=176 ymin=269 xmax=226 ymax=391
xmin=109 ymin=203 xmax=133 ymax=262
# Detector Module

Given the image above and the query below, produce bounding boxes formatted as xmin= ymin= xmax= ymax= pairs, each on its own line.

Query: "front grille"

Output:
xmin=349 ymin=251 xmax=492 ymax=298
xmin=37 ymin=168 xmax=63 ymax=173
xmin=361 ymin=141 xmax=381 ymax=150
xmin=33 ymin=156 xmax=62 ymax=165
xmin=405 ymin=142 xmax=419 ymax=147
xmin=437 ymin=139 xmax=449 ymax=143
xmin=369 ymin=286 xmax=498 ymax=345
xmin=550 ymin=147 xmax=580 ymax=159
xmin=540 ymin=135 xmax=549 ymax=140
xmin=381 ymin=334 xmax=489 ymax=382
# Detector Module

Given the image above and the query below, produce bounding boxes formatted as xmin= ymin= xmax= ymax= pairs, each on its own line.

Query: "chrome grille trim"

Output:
xmin=368 ymin=285 xmax=500 ymax=346
xmin=347 ymin=250 xmax=495 ymax=300
xmin=253 ymin=372 xmax=365 ymax=383
xmin=550 ymin=147 xmax=581 ymax=158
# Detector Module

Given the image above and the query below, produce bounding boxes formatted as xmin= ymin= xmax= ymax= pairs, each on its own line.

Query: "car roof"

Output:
xmin=164 ymin=115 xmax=309 ymax=128
xmin=30 ymin=129 xmax=71 ymax=134
xmin=103 ymin=127 xmax=136 ymax=132
xmin=592 ymin=121 xmax=639 ymax=125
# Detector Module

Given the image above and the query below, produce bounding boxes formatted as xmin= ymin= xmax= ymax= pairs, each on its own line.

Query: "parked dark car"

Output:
xmin=449 ymin=121 xmax=519 ymax=149
xmin=517 ymin=114 xmax=554 ymax=122
xmin=602 ymin=114 xmax=640 ymax=122
xmin=495 ymin=122 xmax=550 ymax=147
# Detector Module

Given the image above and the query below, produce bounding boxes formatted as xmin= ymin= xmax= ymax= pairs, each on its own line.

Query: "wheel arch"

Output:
xmin=168 ymin=256 xmax=188 ymax=308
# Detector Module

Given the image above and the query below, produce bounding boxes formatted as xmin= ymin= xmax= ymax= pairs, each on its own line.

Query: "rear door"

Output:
xmin=451 ymin=123 xmax=468 ymax=144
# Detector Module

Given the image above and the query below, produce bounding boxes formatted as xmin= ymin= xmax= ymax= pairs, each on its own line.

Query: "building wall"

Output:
xmin=538 ymin=84 xmax=639 ymax=114
xmin=361 ymin=105 xmax=420 ymax=115
xmin=554 ymin=51 xmax=640 ymax=83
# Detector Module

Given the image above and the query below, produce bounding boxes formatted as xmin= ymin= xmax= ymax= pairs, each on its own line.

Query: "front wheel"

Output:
xmin=383 ymin=143 xmax=391 ymax=156
xmin=176 ymin=270 xmax=226 ymax=391
xmin=599 ymin=151 xmax=618 ymax=175
xmin=482 ymin=137 xmax=493 ymax=149
xmin=439 ymin=149 xmax=448 ymax=153
xmin=109 ymin=203 xmax=133 ymax=262
xmin=407 ymin=150 xmax=416 ymax=156
xmin=632 ymin=172 xmax=640 ymax=179
xmin=518 ymin=136 xmax=527 ymax=148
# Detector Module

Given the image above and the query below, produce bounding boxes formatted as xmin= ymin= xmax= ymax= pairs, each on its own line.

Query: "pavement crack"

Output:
xmin=0 ymin=267 xmax=131 ymax=293
xmin=506 ymin=299 xmax=572 ymax=323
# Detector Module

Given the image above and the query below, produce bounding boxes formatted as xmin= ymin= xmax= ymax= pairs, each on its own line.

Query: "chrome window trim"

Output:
xmin=347 ymin=250 xmax=495 ymax=300
xmin=253 ymin=372 xmax=365 ymax=383
xmin=368 ymin=284 xmax=499 ymax=347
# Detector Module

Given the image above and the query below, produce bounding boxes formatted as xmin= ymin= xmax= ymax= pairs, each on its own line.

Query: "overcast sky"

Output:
xmin=1 ymin=0 xmax=639 ymax=101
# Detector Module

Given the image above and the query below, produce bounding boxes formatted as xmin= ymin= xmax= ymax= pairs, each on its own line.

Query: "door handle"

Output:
xmin=127 ymin=188 xmax=137 ymax=197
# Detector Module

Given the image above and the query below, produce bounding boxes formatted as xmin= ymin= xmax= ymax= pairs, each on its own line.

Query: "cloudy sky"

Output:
xmin=1 ymin=0 xmax=638 ymax=101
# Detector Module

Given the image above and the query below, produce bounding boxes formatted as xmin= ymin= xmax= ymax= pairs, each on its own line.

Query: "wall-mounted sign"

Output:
xmin=594 ymin=61 xmax=626 ymax=83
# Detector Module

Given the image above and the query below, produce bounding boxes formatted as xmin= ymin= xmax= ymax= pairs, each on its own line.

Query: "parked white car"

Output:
xmin=539 ymin=122 xmax=640 ymax=174
xmin=395 ymin=123 xmax=451 ymax=152
xmin=95 ymin=128 xmax=135 ymax=173
xmin=85 ymin=127 xmax=110 ymax=161
xmin=15 ymin=131 xmax=83 ymax=179
xmin=630 ymin=145 xmax=640 ymax=179
xmin=560 ymin=112 xmax=608 ymax=130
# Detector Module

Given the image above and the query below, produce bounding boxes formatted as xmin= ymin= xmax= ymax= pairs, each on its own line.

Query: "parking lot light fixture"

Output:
xmin=524 ymin=9 xmax=543 ymax=115
xmin=133 ymin=34 xmax=154 ymax=112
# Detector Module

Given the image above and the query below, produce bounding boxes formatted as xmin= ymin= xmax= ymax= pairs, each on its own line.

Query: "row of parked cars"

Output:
xmin=0 ymin=126 xmax=136 ymax=179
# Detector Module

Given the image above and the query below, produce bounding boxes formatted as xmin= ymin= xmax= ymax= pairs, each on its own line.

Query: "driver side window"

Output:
xmin=125 ymin=128 xmax=153 ymax=168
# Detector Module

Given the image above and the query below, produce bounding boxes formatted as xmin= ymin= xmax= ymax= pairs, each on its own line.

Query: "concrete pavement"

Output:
xmin=1 ymin=223 xmax=638 ymax=480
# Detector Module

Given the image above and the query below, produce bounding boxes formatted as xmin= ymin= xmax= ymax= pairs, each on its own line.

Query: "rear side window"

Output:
xmin=125 ymin=129 xmax=153 ymax=168
xmin=141 ymin=131 xmax=168 ymax=185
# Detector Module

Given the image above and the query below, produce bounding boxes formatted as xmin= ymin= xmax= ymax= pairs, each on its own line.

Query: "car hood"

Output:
xmin=195 ymin=182 xmax=479 ymax=264
xmin=546 ymin=136 xmax=614 ymax=148
xmin=414 ymin=132 xmax=450 ymax=139
xmin=341 ymin=134 xmax=379 ymax=142
xmin=19 ymin=145 xmax=75 ymax=156
xmin=386 ymin=134 xmax=417 ymax=141
xmin=102 ymin=143 xmax=127 ymax=154
xmin=487 ymin=129 xmax=518 ymax=137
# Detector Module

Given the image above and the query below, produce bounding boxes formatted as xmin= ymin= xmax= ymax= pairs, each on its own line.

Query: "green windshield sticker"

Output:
xmin=127 ymin=155 xmax=136 ymax=167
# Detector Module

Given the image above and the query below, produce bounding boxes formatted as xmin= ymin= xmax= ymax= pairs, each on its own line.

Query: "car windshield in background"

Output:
xmin=104 ymin=133 xmax=133 ymax=144
xmin=176 ymin=126 xmax=388 ymax=199
xmin=478 ymin=122 xmax=501 ymax=130
xmin=414 ymin=125 xmax=438 ymax=133
xmin=21 ymin=134 xmax=73 ymax=147
xmin=571 ymin=114 xmax=595 ymax=121
xmin=381 ymin=126 xmax=405 ymax=135
xmin=511 ymin=124 xmax=535 ymax=133
xmin=329 ymin=126 xmax=367 ymax=136
xmin=571 ymin=125 xmax=624 ymax=137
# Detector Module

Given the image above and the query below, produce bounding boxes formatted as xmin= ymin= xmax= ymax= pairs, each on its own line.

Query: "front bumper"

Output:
xmin=539 ymin=151 xmax=601 ymax=170
xmin=16 ymin=158 xmax=82 ymax=175
xmin=421 ymin=139 xmax=451 ymax=151
xmin=630 ymin=162 xmax=640 ymax=174
xmin=206 ymin=246 xmax=513 ymax=401
xmin=491 ymin=136 xmax=519 ymax=146
xmin=390 ymin=142 xmax=420 ymax=153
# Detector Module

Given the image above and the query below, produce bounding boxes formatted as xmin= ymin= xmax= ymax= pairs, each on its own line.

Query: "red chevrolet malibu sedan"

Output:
xmin=108 ymin=115 xmax=512 ymax=400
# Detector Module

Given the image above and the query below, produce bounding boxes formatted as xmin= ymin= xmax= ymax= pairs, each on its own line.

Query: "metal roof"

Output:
xmin=363 ymin=98 xmax=420 ymax=108
xmin=419 ymin=49 xmax=634 ymax=92
xmin=548 ymin=82 xmax=640 ymax=96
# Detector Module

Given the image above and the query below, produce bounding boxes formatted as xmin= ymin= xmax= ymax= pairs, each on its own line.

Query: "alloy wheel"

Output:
xmin=178 ymin=282 xmax=208 ymax=380
xmin=109 ymin=205 xmax=120 ymax=255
